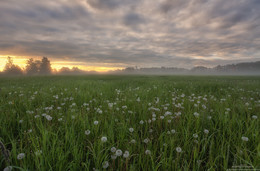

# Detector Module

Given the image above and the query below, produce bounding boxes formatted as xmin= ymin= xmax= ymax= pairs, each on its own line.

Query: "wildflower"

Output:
xmin=193 ymin=134 xmax=198 ymax=138
xmin=194 ymin=112 xmax=199 ymax=117
xmin=34 ymin=115 xmax=40 ymax=118
xmin=58 ymin=118 xmax=63 ymax=121
xmin=204 ymin=129 xmax=209 ymax=134
xmin=143 ymin=138 xmax=149 ymax=144
xmin=207 ymin=116 xmax=212 ymax=120
xmin=145 ymin=150 xmax=151 ymax=155
xmin=123 ymin=151 xmax=130 ymax=158
xmin=71 ymin=115 xmax=75 ymax=119
xmin=171 ymin=129 xmax=176 ymax=134
xmin=241 ymin=136 xmax=249 ymax=142
xmin=19 ymin=120 xmax=23 ymax=123
xmin=108 ymin=103 xmax=113 ymax=108
xmin=111 ymin=155 xmax=117 ymax=160
xmin=45 ymin=115 xmax=52 ymax=121
xmin=35 ymin=150 xmax=42 ymax=156
xmin=94 ymin=121 xmax=99 ymax=125
xmin=101 ymin=137 xmax=107 ymax=142
xmin=17 ymin=153 xmax=25 ymax=160
xmin=160 ymin=116 xmax=165 ymax=119
xmin=85 ymin=130 xmax=91 ymax=135
xmin=252 ymin=115 xmax=257 ymax=119
xmin=130 ymin=139 xmax=136 ymax=144
xmin=102 ymin=161 xmax=109 ymax=169
xmin=115 ymin=149 xmax=123 ymax=156
xmin=111 ymin=147 xmax=116 ymax=153
xmin=176 ymin=147 xmax=182 ymax=153
xmin=3 ymin=166 xmax=12 ymax=171
xmin=139 ymin=120 xmax=144 ymax=124
xmin=129 ymin=128 xmax=134 ymax=133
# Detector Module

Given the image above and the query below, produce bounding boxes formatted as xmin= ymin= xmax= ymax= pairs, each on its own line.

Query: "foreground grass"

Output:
xmin=0 ymin=75 xmax=259 ymax=170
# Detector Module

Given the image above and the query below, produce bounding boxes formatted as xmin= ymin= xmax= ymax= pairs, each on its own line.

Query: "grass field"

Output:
xmin=0 ymin=75 xmax=259 ymax=170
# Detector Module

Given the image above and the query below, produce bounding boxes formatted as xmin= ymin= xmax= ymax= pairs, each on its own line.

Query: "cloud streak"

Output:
xmin=0 ymin=0 xmax=259 ymax=69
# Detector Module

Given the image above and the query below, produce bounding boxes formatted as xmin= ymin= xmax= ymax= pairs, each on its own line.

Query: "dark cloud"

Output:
xmin=0 ymin=0 xmax=259 ymax=69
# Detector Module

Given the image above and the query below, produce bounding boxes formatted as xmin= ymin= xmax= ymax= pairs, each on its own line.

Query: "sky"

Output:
xmin=0 ymin=0 xmax=259 ymax=71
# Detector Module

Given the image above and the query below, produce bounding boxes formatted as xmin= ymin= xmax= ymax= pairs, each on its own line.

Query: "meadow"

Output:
xmin=0 ymin=75 xmax=259 ymax=170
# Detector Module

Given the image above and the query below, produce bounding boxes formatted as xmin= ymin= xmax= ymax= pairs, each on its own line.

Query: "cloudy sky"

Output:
xmin=0 ymin=0 xmax=259 ymax=71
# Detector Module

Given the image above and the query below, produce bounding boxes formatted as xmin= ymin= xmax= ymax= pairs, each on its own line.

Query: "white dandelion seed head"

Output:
xmin=17 ymin=153 xmax=25 ymax=160
xmin=171 ymin=129 xmax=176 ymax=134
xmin=129 ymin=128 xmax=134 ymax=133
xmin=241 ymin=136 xmax=249 ymax=142
xmin=102 ymin=161 xmax=109 ymax=169
xmin=204 ymin=129 xmax=209 ymax=134
xmin=111 ymin=154 xmax=117 ymax=160
xmin=176 ymin=147 xmax=182 ymax=153
xmin=115 ymin=149 xmax=123 ymax=156
xmin=193 ymin=134 xmax=198 ymax=138
xmin=252 ymin=115 xmax=257 ymax=119
xmin=101 ymin=136 xmax=107 ymax=142
xmin=94 ymin=121 xmax=99 ymax=125
xmin=143 ymin=138 xmax=149 ymax=144
xmin=85 ymin=130 xmax=91 ymax=135
xmin=111 ymin=147 xmax=116 ymax=153
xmin=139 ymin=120 xmax=144 ymax=124
xmin=130 ymin=139 xmax=136 ymax=144
xmin=123 ymin=151 xmax=130 ymax=158
xmin=3 ymin=166 xmax=13 ymax=171
xmin=145 ymin=150 xmax=151 ymax=155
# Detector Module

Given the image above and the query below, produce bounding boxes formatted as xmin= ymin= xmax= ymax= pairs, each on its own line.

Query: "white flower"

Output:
xmin=111 ymin=154 xmax=117 ymax=160
xmin=123 ymin=151 xmax=130 ymax=158
xmin=45 ymin=115 xmax=52 ymax=121
xmin=204 ymin=129 xmax=209 ymax=134
xmin=19 ymin=120 xmax=23 ymax=123
xmin=207 ymin=116 xmax=212 ymax=120
xmin=102 ymin=161 xmax=109 ymax=169
xmin=85 ymin=130 xmax=91 ymax=135
xmin=241 ymin=136 xmax=249 ymax=142
xmin=115 ymin=149 xmax=123 ymax=156
xmin=160 ymin=116 xmax=165 ymax=119
xmin=17 ymin=153 xmax=25 ymax=160
xmin=3 ymin=166 xmax=12 ymax=171
xmin=252 ymin=115 xmax=257 ymax=119
xmin=94 ymin=121 xmax=99 ymax=125
xmin=176 ymin=147 xmax=182 ymax=153
xmin=143 ymin=138 xmax=149 ymax=144
xmin=145 ymin=150 xmax=151 ymax=155
xmin=35 ymin=150 xmax=42 ymax=156
xmin=58 ymin=118 xmax=63 ymax=121
xmin=193 ymin=134 xmax=198 ymax=138
xmin=194 ymin=112 xmax=199 ymax=117
xmin=130 ymin=139 xmax=136 ymax=144
xmin=108 ymin=103 xmax=113 ymax=108
xmin=129 ymin=128 xmax=134 ymax=133
xmin=139 ymin=120 xmax=144 ymax=124
xmin=101 ymin=136 xmax=107 ymax=142
xmin=71 ymin=115 xmax=75 ymax=119
xmin=111 ymin=147 xmax=116 ymax=153
xmin=171 ymin=129 xmax=176 ymax=134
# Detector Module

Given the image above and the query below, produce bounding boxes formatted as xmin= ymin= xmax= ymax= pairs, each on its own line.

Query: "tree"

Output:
xmin=25 ymin=58 xmax=38 ymax=75
xmin=3 ymin=57 xmax=23 ymax=75
xmin=39 ymin=57 xmax=52 ymax=75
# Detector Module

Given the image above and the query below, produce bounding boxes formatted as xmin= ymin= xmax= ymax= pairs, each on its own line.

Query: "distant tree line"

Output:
xmin=1 ymin=56 xmax=52 ymax=75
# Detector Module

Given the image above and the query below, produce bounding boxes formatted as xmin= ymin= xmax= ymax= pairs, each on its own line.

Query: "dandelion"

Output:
xmin=129 ymin=128 xmax=134 ymax=133
xmin=139 ymin=120 xmax=144 ymax=124
xmin=45 ymin=115 xmax=52 ymax=121
xmin=130 ymin=139 xmax=136 ymax=144
xmin=204 ymin=129 xmax=209 ymax=134
xmin=19 ymin=120 xmax=23 ymax=123
xmin=160 ymin=116 xmax=165 ymax=119
xmin=101 ymin=136 xmax=107 ymax=142
xmin=58 ymin=118 xmax=63 ymax=121
xmin=193 ymin=134 xmax=198 ymax=138
xmin=252 ymin=115 xmax=257 ymax=119
xmin=171 ymin=129 xmax=176 ymax=134
xmin=71 ymin=115 xmax=75 ymax=119
xmin=108 ymin=103 xmax=113 ymax=108
xmin=145 ymin=150 xmax=151 ymax=155
xmin=102 ymin=161 xmax=109 ymax=169
xmin=3 ymin=166 xmax=12 ymax=171
xmin=241 ymin=136 xmax=249 ymax=142
xmin=35 ymin=150 xmax=42 ymax=156
xmin=176 ymin=147 xmax=182 ymax=153
xmin=85 ymin=130 xmax=91 ymax=135
xmin=94 ymin=121 xmax=99 ymax=125
xmin=207 ymin=116 xmax=212 ymax=120
xmin=115 ymin=149 xmax=123 ymax=156
xmin=194 ymin=112 xmax=199 ymax=117
xmin=123 ymin=151 xmax=130 ymax=158
xmin=111 ymin=147 xmax=116 ymax=153
xmin=17 ymin=153 xmax=25 ymax=160
xmin=143 ymin=138 xmax=149 ymax=144
xmin=111 ymin=155 xmax=117 ymax=160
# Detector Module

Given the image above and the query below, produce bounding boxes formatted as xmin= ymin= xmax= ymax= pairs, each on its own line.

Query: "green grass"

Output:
xmin=0 ymin=75 xmax=259 ymax=170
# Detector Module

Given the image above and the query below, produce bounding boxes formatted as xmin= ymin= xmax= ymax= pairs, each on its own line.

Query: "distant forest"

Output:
xmin=0 ymin=56 xmax=260 ymax=75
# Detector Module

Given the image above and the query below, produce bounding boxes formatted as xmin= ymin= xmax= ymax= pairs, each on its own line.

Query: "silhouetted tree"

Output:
xmin=25 ymin=58 xmax=38 ymax=75
xmin=3 ymin=57 xmax=23 ymax=75
xmin=39 ymin=57 xmax=52 ymax=75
